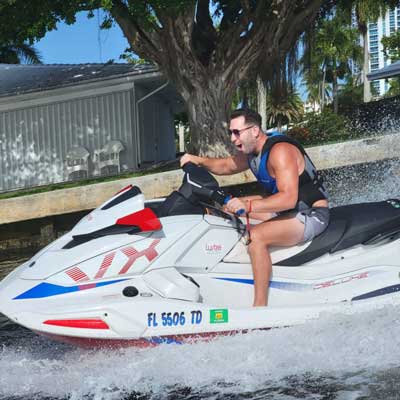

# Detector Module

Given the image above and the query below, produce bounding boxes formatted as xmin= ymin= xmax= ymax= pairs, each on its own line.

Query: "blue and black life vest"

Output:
xmin=248 ymin=132 xmax=328 ymax=211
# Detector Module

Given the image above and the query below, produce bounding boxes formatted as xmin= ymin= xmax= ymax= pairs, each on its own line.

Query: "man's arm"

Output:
xmin=180 ymin=153 xmax=248 ymax=175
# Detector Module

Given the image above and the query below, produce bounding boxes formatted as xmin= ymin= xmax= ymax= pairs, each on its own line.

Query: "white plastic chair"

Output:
xmin=65 ymin=146 xmax=90 ymax=180
xmin=94 ymin=140 xmax=125 ymax=176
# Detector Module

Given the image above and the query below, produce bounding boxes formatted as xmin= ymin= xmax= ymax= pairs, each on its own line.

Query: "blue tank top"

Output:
xmin=247 ymin=132 xmax=328 ymax=210
xmin=248 ymin=131 xmax=281 ymax=194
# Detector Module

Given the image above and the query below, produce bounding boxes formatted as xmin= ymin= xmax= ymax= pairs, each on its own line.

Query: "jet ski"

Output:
xmin=2 ymin=163 xmax=400 ymax=347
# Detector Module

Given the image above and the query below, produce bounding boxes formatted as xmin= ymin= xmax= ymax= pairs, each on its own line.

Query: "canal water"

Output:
xmin=1 ymin=159 xmax=400 ymax=400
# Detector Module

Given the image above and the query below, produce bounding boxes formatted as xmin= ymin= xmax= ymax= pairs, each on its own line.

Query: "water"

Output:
xmin=2 ymin=309 xmax=400 ymax=399
xmin=2 ymin=159 xmax=400 ymax=400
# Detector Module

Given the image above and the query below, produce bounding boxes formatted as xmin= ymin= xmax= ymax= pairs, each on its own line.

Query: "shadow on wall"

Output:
xmin=0 ymin=137 xmax=127 ymax=192
xmin=0 ymin=133 xmax=64 ymax=192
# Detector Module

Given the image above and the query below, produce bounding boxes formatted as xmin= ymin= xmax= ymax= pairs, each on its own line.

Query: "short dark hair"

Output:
xmin=230 ymin=108 xmax=262 ymax=128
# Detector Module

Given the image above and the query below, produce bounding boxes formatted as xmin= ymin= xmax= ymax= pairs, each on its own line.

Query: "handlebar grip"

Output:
xmin=224 ymin=196 xmax=245 ymax=216
xmin=224 ymin=196 xmax=232 ymax=205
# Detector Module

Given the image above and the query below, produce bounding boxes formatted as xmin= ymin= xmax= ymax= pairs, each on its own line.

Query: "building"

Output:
xmin=362 ymin=7 xmax=400 ymax=96
xmin=0 ymin=63 xmax=182 ymax=192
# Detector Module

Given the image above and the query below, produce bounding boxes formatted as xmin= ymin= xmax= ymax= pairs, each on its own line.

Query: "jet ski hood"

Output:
xmin=19 ymin=185 xmax=163 ymax=280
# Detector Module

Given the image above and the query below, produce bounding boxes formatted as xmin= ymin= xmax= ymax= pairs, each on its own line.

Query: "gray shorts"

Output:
xmin=295 ymin=207 xmax=330 ymax=243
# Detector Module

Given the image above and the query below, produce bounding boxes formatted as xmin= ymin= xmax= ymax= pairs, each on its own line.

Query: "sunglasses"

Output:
xmin=228 ymin=125 xmax=254 ymax=137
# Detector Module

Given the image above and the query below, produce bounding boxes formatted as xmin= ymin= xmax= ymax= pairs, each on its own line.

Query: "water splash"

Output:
xmin=1 ymin=307 xmax=400 ymax=400
xmin=323 ymin=158 xmax=400 ymax=206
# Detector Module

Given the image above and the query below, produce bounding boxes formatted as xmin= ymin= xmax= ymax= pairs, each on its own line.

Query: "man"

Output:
xmin=180 ymin=108 xmax=329 ymax=307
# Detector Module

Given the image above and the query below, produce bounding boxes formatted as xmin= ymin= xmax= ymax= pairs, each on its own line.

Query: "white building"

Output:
xmin=363 ymin=7 xmax=400 ymax=96
xmin=0 ymin=64 xmax=183 ymax=192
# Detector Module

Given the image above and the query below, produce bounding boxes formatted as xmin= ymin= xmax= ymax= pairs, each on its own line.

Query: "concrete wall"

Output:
xmin=0 ymin=132 xmax=399 ymax=226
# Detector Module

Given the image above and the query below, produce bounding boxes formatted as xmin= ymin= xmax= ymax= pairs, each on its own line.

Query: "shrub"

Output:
xmin=288 ymin=110 xmax=352 ymax=145
xmin=287 ymin=127 xmax=311 ymax=144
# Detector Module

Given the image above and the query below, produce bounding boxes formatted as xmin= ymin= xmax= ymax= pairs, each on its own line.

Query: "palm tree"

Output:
xmin=303 ymin=13 xmax=362 ymax=113
xmin=303 ymin=66 xmax=331 ymax=112
xmin=258 ymin=46 xmax=302 ymax=131
xmin=265 ymin=88 xmax=304 ymax=131
xmin=0 ymin=42 xmax=42 ymax=64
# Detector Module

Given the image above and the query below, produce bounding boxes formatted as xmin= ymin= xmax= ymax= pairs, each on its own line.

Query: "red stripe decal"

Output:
xmin=43 ymin=319 xmax=109 ymax=329
xmin=119 ymin=239 xmax=160 ymax=274
xmin=94 ymin=252 xmax=116 ymax=279
xmin=66 ymin=267 xmax=90 ymax=282
xmin=116 ymin=208 xmax=161 ymax=232
xmin=114 ymin=184 xmax=133 ymax=196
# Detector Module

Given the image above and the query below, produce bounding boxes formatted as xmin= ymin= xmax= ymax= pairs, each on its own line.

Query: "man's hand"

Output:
xmin=225 ymin=197 xmax=247 ymax=215
xmin=180 ymin=153 xmax=202 ymax=167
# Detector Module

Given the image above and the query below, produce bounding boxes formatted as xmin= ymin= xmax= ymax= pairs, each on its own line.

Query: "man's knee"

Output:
xmin=249 ymin=225 xmax=270 ymax=244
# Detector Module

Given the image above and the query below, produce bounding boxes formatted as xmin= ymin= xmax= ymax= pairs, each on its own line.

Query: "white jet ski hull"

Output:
xmin=2 ymin=164 xmax=400 ymax=347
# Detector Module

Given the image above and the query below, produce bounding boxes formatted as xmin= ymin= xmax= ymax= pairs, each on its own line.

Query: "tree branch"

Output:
xmin=110 ymin=0 xmax=161 ymax=61
xmin=192 ymin=0 xmax=217 ymax=65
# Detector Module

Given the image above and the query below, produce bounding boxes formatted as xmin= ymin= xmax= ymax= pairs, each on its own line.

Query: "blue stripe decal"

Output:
xmin=13 ymin=278 xmax=129 ymax=300
xmin=352 ymin=284 xmax=400 ymax=301
xmin=214 ymin=277 xmax=311 ymax=291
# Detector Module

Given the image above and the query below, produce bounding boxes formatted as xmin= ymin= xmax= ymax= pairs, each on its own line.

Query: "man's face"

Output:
xmin=229 ymin=116 xmax=257 ymax=154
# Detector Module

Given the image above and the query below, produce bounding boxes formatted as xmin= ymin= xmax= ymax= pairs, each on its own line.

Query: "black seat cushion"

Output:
xmin=276 ymin=200 xmax=400 ymax=266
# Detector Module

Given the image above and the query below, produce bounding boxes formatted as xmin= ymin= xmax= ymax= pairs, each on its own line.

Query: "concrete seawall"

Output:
xmin=1 ymin=132 xmax=400 ymax=226
xmin=0 ymin=133 xmax=399 ymax=256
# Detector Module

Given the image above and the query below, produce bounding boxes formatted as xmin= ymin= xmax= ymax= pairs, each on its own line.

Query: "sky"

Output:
xmin=35 ymin=11 xmax=128 ymax=64
xmin=34 ymin=10 xmax=309 ymax=99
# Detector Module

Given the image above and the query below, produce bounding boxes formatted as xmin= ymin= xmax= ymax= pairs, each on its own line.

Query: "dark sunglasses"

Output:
xmin=228 ymin=125 xmax=254 ymax=137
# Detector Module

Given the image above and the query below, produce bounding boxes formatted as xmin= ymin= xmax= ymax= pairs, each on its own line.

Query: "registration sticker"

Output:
xmin=210 ymin=309 xmax=229 ymax=324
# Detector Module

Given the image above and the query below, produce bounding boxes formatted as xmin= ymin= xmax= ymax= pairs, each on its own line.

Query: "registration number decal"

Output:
xmin=147 ymin=310 xmax=202 ymax=327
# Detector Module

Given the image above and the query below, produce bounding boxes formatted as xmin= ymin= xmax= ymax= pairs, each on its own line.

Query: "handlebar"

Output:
xmin=182 ymin=161 xmax=245 ymax=216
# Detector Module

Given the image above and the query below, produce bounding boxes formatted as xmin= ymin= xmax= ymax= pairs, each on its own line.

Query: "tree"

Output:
xmin=0 ymin=42 xmax=42 ymax=64
xmin=336 ymin=75 xmax=363 ymax=107
xmin=381 ymin=30 xmax=400 ymax=97
xmin=0 ymin=0 xmax=333 ymax=156
xmin=302 ymin=13 xmax=362 ymax=113
xmin=265 ymin=88 xmax=303 ymax=131
xmin=263 ymin=52 xmax=303 ymax=131
xmin=382 ymin=29 xmax=400 ymax=61
xmin=303 ymin=67 xmax=331 ymax=111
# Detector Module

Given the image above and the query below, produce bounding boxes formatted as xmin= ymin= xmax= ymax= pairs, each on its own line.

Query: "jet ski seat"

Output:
xmin=276 ymin=200 xmax=400 ymax=266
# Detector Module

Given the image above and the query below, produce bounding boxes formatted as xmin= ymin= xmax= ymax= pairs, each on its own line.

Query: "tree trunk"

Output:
xmin=321 ymin=68 xmax=326 ymax=111
xmin=362 ymin=30 xmax=371 ymax=102
xmin=332 ymin=71 xmax=338 ymax=114
xmin=257 ymin=77 xmax=267 ymax=131
xmin=178 ymin=124 xmax=185 ymax=153
xmin=179 ymin=76 xmax=235 ymax=157
xmin=277 ymin=119 xmax=282 ymax=132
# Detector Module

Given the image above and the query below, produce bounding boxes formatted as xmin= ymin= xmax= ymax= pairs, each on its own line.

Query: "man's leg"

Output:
xmin=248 ymin=215 xmax=305 ymax=306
